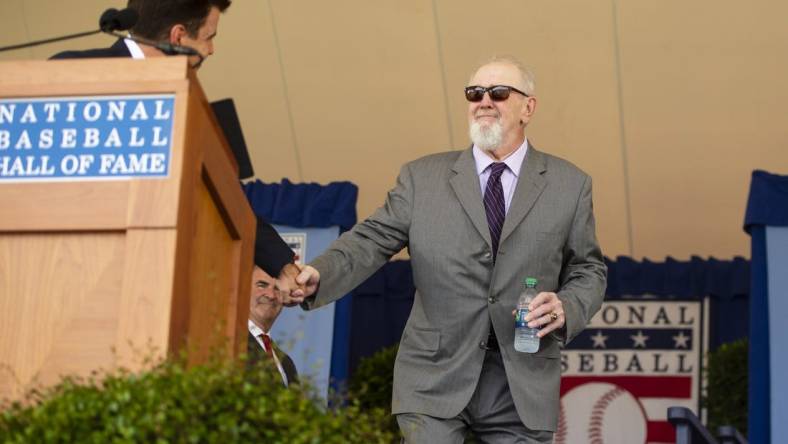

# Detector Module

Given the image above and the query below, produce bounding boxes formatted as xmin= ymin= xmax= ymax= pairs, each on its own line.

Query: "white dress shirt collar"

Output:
xmin=247 ymin=319 xmax=267 ymax=337
xmin=472 ymin=139 xmax=529 ymax=177
xmin=124 ymin=37 xmax=145 ymax=59
xmin=471 ymin=140 xmax=529 ymax=214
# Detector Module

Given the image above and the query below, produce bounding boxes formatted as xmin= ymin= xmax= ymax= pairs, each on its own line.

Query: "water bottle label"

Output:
xmin=515 ymin=308 xmax=529 ymax=328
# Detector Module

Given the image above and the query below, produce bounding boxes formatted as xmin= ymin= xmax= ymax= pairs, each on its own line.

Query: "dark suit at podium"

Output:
xmin=50 ymin=38 xmax=131 ymax=59
xmin=50 ymin=41 xmax=296 ymax=277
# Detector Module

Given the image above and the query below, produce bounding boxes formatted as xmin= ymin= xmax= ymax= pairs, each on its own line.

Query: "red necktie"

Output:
xmin=260 ymin=333 xmax=273 ymax=357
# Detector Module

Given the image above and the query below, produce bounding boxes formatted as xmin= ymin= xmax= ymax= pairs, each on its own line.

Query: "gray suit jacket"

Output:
xmin=303 ymin=146 xmax=606 ymax=431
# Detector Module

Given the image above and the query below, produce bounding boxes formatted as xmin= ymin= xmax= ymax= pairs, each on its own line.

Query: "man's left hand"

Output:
xmin=523 ymin=292 xmax=565 ymax=338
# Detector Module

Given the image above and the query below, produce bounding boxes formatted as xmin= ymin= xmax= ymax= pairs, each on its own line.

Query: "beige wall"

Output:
xmin=3 ymin=0 xmax=787 ymax=260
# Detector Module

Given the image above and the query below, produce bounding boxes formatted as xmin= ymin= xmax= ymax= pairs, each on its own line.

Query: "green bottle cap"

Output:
xmin=524 ymin=277 xmax=537 ymax=287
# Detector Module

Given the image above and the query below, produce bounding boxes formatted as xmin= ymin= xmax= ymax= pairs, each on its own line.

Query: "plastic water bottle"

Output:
xmin=514 ymin=277 xmax=540 ymax=353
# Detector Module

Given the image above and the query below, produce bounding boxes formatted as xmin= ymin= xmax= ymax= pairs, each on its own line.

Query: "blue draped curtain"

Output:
xmin=242 ymin=179 xmax=358 ymax=385
xmin=243 ymin=178 xmax=357 ymax=231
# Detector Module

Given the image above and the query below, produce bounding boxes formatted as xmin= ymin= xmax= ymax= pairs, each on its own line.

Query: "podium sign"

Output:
xmin=1 ymin=95 xmax=175 ymax=180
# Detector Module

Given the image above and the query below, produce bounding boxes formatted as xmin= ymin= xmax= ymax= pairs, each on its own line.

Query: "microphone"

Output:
xmin=0 ymin=7 xmax=204 ymax=69
xmin=100 ymin=7 xmax=205 ymax=68
xmin=99 ymin=8 xmax=138 ymax=33
xmin=0 ymin=7 xmax=138 ymax=53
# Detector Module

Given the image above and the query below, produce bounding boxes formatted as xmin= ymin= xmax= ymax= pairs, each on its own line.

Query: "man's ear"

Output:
xmin=520 ymin=96 xmax=537 ymax=127
xmin=168 ymin=24 xmax=187 ymax=45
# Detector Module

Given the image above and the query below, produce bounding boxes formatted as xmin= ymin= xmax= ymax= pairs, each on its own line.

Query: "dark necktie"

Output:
xmin=259 ymin=333 xmax=273 ymax=357
xmin=483 ymin=162 xmax=507 ymax=259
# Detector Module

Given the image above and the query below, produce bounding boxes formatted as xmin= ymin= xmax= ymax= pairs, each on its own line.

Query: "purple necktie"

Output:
xmin=484 ymin=162 xmax=507 ymax=259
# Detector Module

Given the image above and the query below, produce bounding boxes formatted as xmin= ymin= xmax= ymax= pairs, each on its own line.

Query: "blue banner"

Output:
xmin=745 ymin=170 xmax=788 ymax=444
xmin=0 ymin=95 xmax=174 ymax=181
xmin=767 ymin=226 xmax=788 ymax=443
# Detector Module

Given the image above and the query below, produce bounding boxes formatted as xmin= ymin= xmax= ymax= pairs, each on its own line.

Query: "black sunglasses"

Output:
xmin=464 ymin=85 xmax=529 ymax=102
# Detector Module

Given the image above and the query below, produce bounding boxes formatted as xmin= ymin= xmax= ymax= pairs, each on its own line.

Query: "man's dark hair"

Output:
xmin=127 ymin=0 xmax=231 ymax=41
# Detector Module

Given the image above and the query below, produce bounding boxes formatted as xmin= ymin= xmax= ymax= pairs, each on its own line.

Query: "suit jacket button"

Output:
xmin=483 ymin=252 xmax=492 ymax=261
xmin=479 ymin=341 xmax=487 ymax=349
xmin=488 ymin=297 xmax=495 ymax=304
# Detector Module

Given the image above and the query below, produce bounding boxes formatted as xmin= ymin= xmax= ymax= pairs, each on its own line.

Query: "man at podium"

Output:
xmin=49 ymin=0 xmax=305 ymax=293
xmin=51 ymin=0 xmax=230 ymax=70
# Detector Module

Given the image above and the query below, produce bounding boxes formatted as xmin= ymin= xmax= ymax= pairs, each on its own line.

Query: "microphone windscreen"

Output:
xmin=98 ymin=8 xmax=119 ymax=32
xmin=114 ymin=8 xmax=139 ymax=31
xmin=99 ymin=7 xmax=138 ymax=32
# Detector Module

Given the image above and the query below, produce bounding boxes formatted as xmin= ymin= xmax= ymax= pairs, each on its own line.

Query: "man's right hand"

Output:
xmin=295 ymin=265 xmax=320 ymax=299
xmin=276 ymin=263 xmax=305 ymax=307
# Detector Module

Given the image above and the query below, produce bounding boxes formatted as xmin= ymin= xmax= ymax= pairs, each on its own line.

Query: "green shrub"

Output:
xmin=703 ymin=338 xmax=748 ymax=436
xmin=348 ymin=344 xmax=399 ymax=439
xmin=0 ymin=355 xmax=394 ymax=443
xmin=347 ymin=343 xmax=477 ymax=443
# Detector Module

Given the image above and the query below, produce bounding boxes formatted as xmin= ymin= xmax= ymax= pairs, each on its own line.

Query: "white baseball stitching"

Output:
xmin=554 ymin=397 xmax=568 ymax=444
xmin=587 ymin=386 xmax=626 ymax=444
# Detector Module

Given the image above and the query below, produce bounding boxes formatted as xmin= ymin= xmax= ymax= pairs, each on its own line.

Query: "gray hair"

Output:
xmin=469 ymin=55 xmax=536 ymax=96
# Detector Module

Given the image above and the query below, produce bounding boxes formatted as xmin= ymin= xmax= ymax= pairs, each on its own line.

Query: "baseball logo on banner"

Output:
xmin=280 ymin=232 xmax=306 ymax=265
xmin=557 ymin=300 xmax=705 ymax=444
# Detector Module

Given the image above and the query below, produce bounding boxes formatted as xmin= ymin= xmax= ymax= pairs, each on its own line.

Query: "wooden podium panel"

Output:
xmin=0 ymin=232 xmax=125 ymax=397
xmin=0 ymin=58 xmax=255 ymax=401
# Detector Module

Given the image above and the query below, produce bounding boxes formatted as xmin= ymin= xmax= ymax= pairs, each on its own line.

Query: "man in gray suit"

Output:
xmin=294 ymin=56 xmax=606 ymax=443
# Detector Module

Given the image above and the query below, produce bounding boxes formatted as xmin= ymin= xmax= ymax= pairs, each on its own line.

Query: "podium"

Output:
xmin=0 ymin=58 xmax=255 ymax=401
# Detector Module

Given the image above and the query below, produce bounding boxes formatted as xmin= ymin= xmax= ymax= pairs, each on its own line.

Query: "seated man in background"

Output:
xmin=247 ymin=265 xmax=299 ymax=387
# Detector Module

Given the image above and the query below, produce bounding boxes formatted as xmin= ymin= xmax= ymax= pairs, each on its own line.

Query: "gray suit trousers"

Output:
xmin=397 ymin=349 xmax=553 ymax=444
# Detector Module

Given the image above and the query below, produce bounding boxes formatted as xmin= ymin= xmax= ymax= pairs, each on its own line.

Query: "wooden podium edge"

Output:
xmin=167 ymin=70 xmax=254 ymax=362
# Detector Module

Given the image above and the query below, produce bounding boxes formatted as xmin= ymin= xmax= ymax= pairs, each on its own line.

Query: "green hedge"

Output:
xmin=348 ymin=344 xmax=399 ymax=438
xmin=21 ymin=336 xmax=741 ymax=442
xmin=348 ymin=344 xmax=484 ymax=443
xmin=0 ymin=356 xmax=394 ymax=443
xmin=703 ymin=338 xmax=748 ymax=436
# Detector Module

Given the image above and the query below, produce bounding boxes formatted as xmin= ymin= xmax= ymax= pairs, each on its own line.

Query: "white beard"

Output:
xmin=469 ymin=119 xmax=503 ymax=152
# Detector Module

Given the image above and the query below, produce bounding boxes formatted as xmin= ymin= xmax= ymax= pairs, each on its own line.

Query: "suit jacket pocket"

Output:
xmin=402 ymin=327 xmax=440 ymax=353
xmin=532 ymin=337 xmax=561 ymax=359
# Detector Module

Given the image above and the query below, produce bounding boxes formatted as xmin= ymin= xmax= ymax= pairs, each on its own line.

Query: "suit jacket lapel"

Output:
xmin=249 ymin=331 xmax=297 ymax=386
xmin=449 ymin=148 xmax=493 ymax=250
xmin=278 ymin=352 xmax=299 ymax=385
xmin=110 ymin=38 xmax=132 ymax=57
xmin=499 ymin=147 xmax=547 ymax=246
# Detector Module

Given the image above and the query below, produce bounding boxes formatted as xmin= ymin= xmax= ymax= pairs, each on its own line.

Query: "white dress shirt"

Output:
xmin=248 ymin=320 xmax=289 ymax=387
xmin=473 ymin=140 xmax=529 ymax=215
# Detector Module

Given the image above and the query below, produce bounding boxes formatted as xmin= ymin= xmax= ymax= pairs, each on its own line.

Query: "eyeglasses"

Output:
xmin=464 ymin=85 xmax=529 ymax=102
